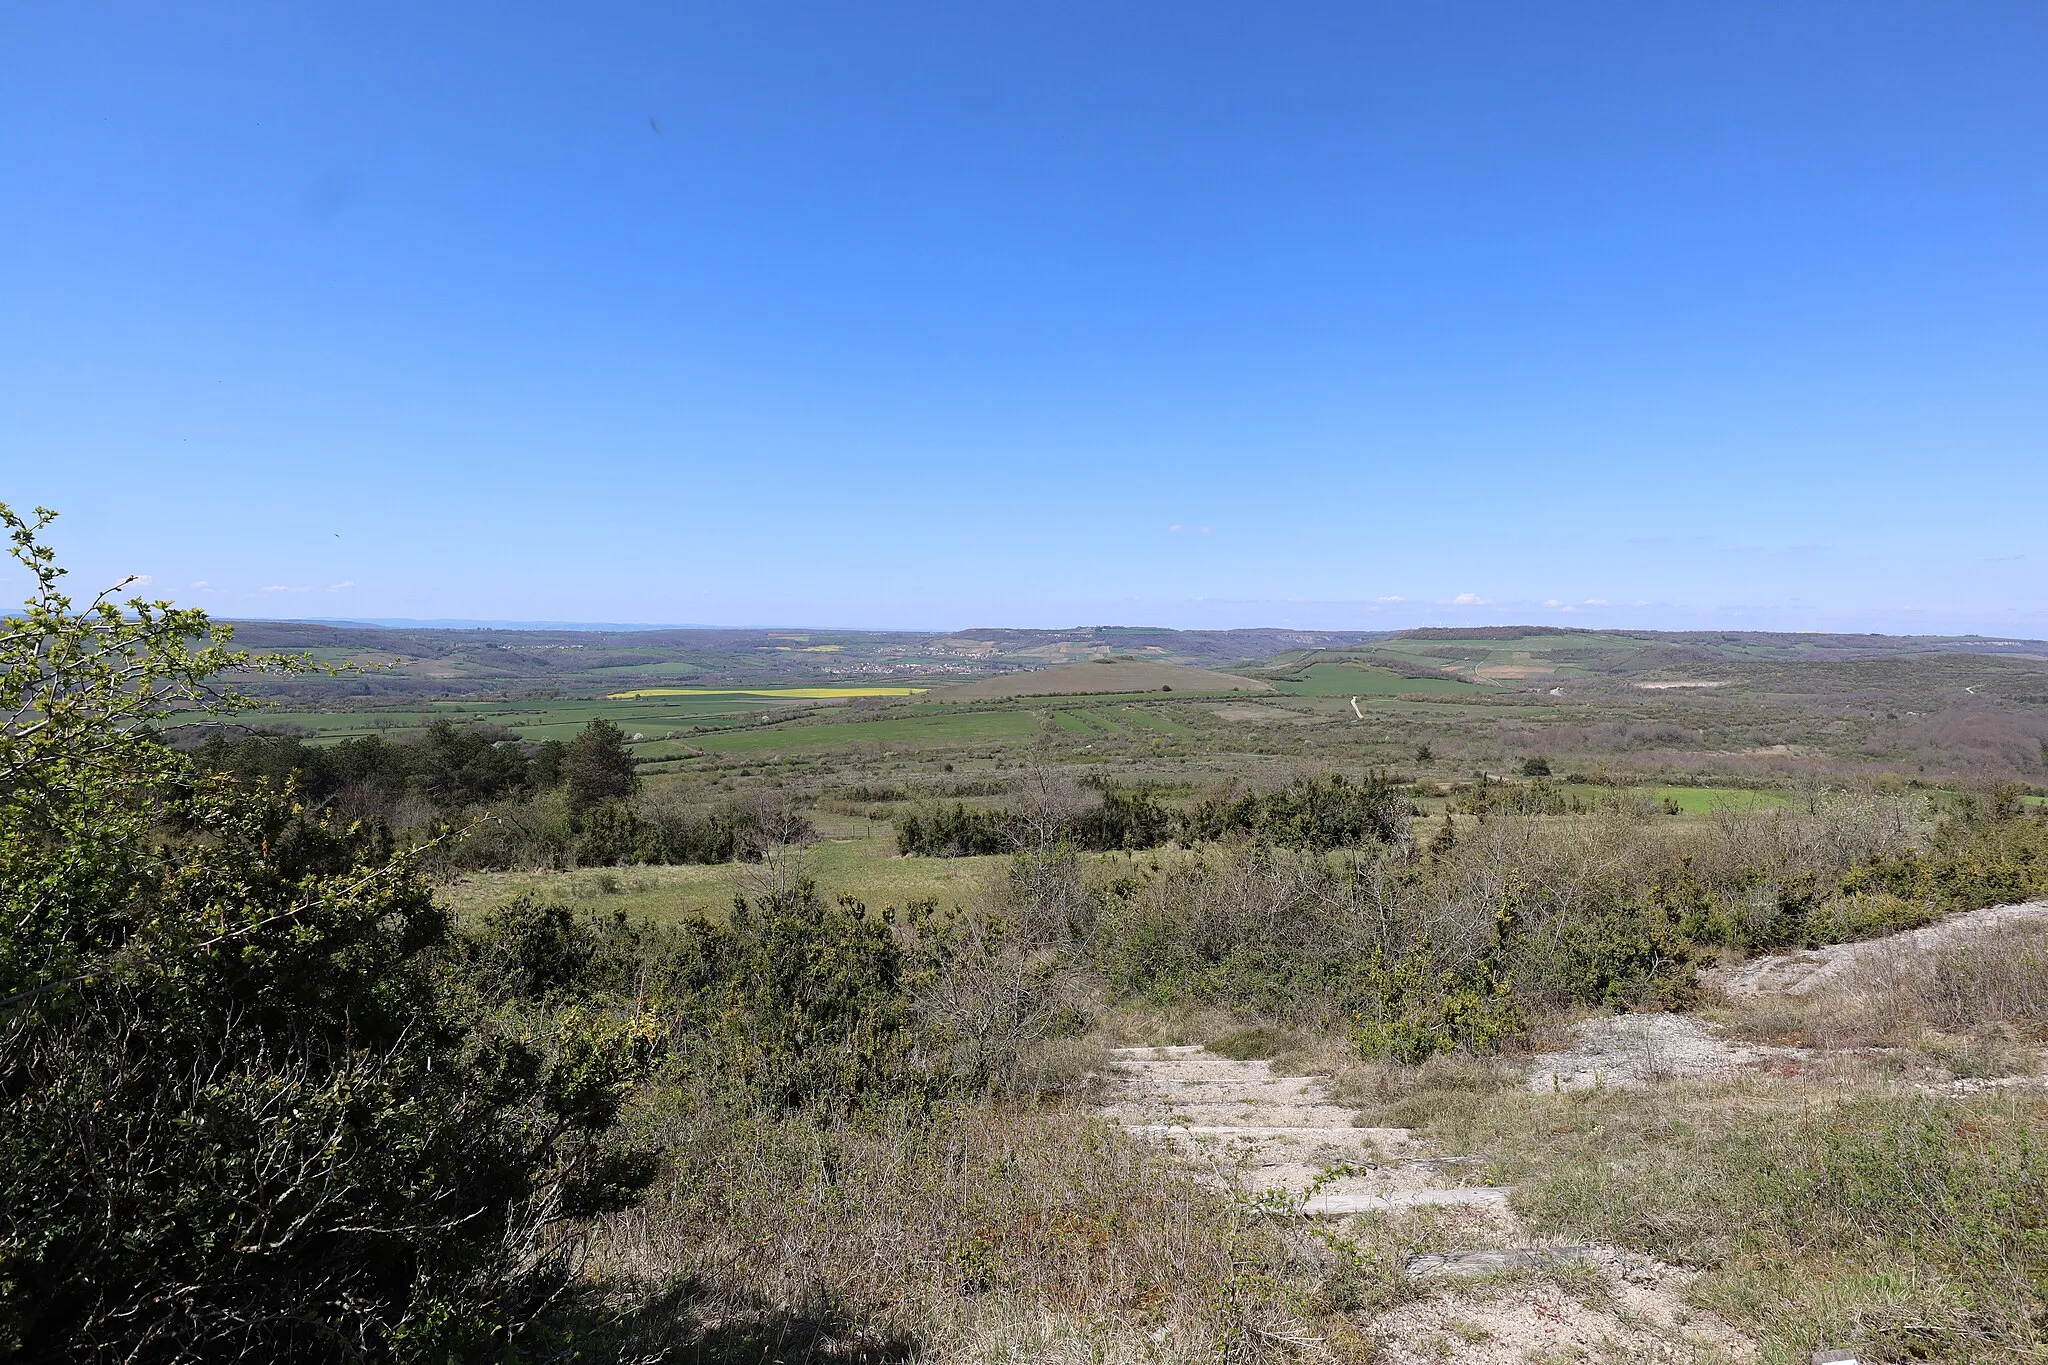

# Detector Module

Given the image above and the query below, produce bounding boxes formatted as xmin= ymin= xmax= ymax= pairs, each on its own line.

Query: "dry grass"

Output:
xmin=1829 ymin=921 xmax=2048 ymax=1041
xmin=1320 ymin=1057 xmax=2048 ymax=1364
xmin=583 ymin=1097 xmax=1331 ymax=1363
xmin=1714 ymin=921 xmax=2048 ymax=1085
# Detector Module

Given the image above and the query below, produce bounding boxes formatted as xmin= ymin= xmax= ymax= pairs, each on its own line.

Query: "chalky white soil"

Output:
xmin=1526 ymin=1012 xmax=1807 ymax=1091
xmin=1704 ymin=899 xmax=2048 ymax=999
xmin=1528 ymin=899 xmax=2048 ymax=1093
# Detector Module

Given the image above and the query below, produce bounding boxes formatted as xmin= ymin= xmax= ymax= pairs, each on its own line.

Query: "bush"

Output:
xmin=440 ymin=790 xmax=808 ymax=872
xmin=1348 ymin=942 xmax=1526 ymax=1063
xmin=897 ymin=772 xmax=1411 ymax=859
xmin=0 ymin=508 xmax=656 ymax=1360
xmin=1545 ymin=905 xmax=1694 ymax=1010
xmin=1843 ymin=807 xmax=2048 ymax=915
xmin=895 ymin=802 xmax=1013 ymax=857
xmin=1068 ymin=786 xmax=1178 ymax=851
xmin=2 ymin=786 xmax=662 ymax=1360
xmin=188 ymin=721 xmax=560 ymax=821
xmin=655 ymin=883 xmax=916 ymax=1112
xmin=1182 ymin=771 xmax=1410 ymax=850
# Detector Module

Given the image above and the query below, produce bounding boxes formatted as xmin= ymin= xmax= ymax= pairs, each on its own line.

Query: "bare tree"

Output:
xmin=1009 ymin=763 xmax=1086 ymax=852
xmin=732 ymin=790 xmax=819 ymax=902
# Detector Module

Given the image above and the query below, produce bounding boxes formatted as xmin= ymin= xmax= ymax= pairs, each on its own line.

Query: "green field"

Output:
xmin=685 ymin=708 xmax=1044 ymax=754
xmin=606 ymin=686 xmax=928 ymax=699
xmin=228 ymin=693 xmax=818 ymax=744
xmin=437 ymin=812 xmax=1011 ymax=924
xmin=1644 ymin=785 xmax=1793 ymax=814
xmin=1273 ymin=661 xmax=1480 ymax=699
xmin=1530 ymin=783 xmax=1791 ymax=815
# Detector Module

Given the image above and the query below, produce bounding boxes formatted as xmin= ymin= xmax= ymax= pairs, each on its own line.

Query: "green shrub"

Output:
xmin=1845 ymin=813 xmax=2048 ymax=916
xmin=895 ymin=802 xmax=1013 ymax=856
xmin=568 ymin=797 xmax=785 ymax=868
xmin=1547 ymin=905 xmax=1694 ymax=1010
xmin=1182 ymin=771 xmax=1409 ymax=850
xmin=655 ymin=883 xmax=915 ymax=1111
xmin=1068 ymin=786 xmax=1177 ymax=850
xmin=1349 ymin=944 xmax=1525 ymax=1064
xmin=0 ymin=508 xmax=657 ymax=1360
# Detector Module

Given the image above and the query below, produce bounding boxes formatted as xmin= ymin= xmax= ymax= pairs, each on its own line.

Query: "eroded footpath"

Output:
xmin=1101 ymin=1045 xmax=1755 ymax=1363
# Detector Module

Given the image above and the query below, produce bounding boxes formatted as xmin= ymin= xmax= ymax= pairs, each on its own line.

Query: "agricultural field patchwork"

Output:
xmin=207 ymin=625 xmax=2048 ymax=796
xmin=605 ymin=685 xmax=928 ymax=699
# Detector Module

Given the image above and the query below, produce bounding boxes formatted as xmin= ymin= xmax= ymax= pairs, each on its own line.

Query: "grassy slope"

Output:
xmin=929 ymin=660 xmax=1270 ymax=700
xmin=438 ymin=811 xmax=1010 ymax=925
xmin=1273 ymin=661 xmax=1482 ymax=698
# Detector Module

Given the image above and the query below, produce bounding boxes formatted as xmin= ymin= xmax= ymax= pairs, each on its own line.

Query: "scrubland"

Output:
xmin=15 ymin=507 xmax=2048 ymax=1362
xmin=468 ymin=789 xmax=2048 ymax=1363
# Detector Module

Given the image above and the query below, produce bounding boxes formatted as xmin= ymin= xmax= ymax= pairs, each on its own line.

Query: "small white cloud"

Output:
xmin=1452 ymin=592 xmax=1488 ymax=605
xmin=130 ymin=574 xmax=153 ymax=587
xmin=327 ymin=580 xmax=355 ymax=590
xmin=1543 ymin=599 xmax=1563 ymax=607
xmin=1585 ymin=598 xmax=1609 ymax=606
xmin=188 ymin=580 xmax=211 ymax=590
xmin=1376 ymin=595 xmax=1404 ymax=603
xmin=1168 ymin=524 xmax=1183 ymax=533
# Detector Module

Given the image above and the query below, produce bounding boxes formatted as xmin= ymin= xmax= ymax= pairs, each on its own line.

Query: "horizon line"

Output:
xmin=228 ymin=616 xmax=2048 ymax=645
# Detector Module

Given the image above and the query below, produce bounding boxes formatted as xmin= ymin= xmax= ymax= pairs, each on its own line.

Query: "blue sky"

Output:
xmin=3 ymin=2 xmax=2045 ymax=634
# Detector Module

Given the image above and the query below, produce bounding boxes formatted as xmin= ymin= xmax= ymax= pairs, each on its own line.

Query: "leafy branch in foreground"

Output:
xmin=0 ymin=502 xmax=296 ymax=793
xmin=0 ymin=509 xmax=656 ymax=1362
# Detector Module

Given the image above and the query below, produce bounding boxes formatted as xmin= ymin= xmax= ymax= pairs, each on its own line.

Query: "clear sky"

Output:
xmin=3 ymin=3 xmax=2045 ymax=634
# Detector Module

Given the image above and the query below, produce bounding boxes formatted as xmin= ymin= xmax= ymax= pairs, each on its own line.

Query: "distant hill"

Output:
xmin=217 ymin=617 xmax=2048 ymax=705
xmin=1389 ymin=626 xmax=2048 ymax=659
xmin=930 ymin=661 xmax=1273 ymax=700
xmin=217 ymin=620 xmax=1391 ymax=702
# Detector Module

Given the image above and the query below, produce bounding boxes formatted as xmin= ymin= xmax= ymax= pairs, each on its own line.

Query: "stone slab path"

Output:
xmin=1101 ymin=1045 xmax=1507 ymax=1216
xmin=1102 ymin=1044 xmax=1756 ymax=1362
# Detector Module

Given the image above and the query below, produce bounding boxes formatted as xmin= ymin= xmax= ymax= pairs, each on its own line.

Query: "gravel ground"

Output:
xmin=1527 ymin=1012 xmax=1807 ymax=1091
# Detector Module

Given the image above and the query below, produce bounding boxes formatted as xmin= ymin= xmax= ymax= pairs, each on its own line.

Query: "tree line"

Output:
xmin=187 ymin=716 xmax=638 ymax=815
xmin=895 ymin=770 xmax=1412 ymax=856
xmin=187 ymin=720 xmax=810 ymax=870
